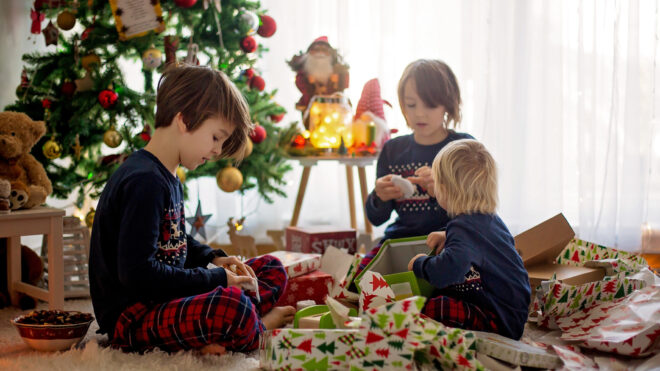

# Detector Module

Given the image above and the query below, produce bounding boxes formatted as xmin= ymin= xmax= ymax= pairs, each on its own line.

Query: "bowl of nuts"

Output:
xmin=11 ymin=310 xmax=94 ymax=352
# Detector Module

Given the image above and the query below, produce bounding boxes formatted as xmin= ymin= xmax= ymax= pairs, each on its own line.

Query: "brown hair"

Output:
xmin=432 ymin=139 xmax=497 ymax=217
xmin=397 ymin=59 xmax=462 ymax=129
xmin=155 ymin=64 xmax=253 ymax=159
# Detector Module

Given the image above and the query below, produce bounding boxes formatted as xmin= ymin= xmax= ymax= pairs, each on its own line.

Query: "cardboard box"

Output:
xmin=354 ymin=236 xmax=435 ymax=300
xmin=515 ymin=213 xmax=605 ymax=290
xmin=263 ymin=250 xmax=321 ymax=279
xmin=286 ymin=225 xmax=357 ymax=254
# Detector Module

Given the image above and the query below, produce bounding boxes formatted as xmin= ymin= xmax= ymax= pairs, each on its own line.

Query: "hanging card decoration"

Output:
xmin=109 ymin=0 xmax=165 ymax=41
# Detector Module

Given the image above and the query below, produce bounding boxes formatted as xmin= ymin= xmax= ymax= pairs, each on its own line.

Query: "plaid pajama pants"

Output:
xmin=357 ymin=242 xmax=383 ymax=275
xmin=111 ymin=254 xmax=287 ymax=353
xmin=422 ymin=295 xmax=499 ymax=333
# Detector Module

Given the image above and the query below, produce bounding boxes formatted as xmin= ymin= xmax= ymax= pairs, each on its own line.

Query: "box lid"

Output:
xmin=527 ymin=263 xmax=605 ymax=287
xmin=514 ymin=213 xmax=575 ymax=267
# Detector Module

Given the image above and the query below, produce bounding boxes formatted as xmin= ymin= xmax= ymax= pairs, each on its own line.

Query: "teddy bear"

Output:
xmin=0 ymin=111 xmax=53 ymax=209
xmin=0 ymin=179 xmax=10 ymax=213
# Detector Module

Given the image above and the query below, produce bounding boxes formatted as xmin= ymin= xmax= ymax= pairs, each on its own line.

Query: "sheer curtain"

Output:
xmin=197 ymin=0 xmax=657 ymax=251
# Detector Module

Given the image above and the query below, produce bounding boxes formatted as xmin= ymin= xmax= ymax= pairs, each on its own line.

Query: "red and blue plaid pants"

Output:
xmin=111 ymin=254 xmax=286 ymax=353
xmin=423 ymin=295 xmax=499 ymax=333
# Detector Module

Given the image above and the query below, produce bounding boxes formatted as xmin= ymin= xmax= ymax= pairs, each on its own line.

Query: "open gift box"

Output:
xmin=515 ymin=213 xmax=606 ymax=292
xmin=354 ymin=236 xmax=435 ymax=300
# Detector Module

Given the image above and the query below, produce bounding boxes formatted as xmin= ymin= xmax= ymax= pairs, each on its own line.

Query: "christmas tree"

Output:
xmin=5 ymin=0 xmax=297 ymax=207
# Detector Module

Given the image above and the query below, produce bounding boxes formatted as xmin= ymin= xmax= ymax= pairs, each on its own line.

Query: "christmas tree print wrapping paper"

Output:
xmin=554 ymin=285 xmax=660 ymax=357
xmin=266 ymin=251 xmax=322 ymax=279
xmin=555 ymin=238 xmax=648 ymax=276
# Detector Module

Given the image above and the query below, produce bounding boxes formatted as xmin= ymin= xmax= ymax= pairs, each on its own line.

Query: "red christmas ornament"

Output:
xmin=293 ymin=134 xmax=306 ymax=148
xmin=174 ymin=0 xmax=197 ymax=8
xmin=243 ymin=68 xmax=255 ymax=79
xmin=61 ymin=81 xmax=76 ymax=97
xmin=240 ymin=36 xmax=257 ymax=53
xmin=257 ymin=15 xmax=276 ymax=37
xmin=248 ymin=75 xmax=265 ymax=91
xmin=41 ymin=99 xmax=51 ymax=109
xmin=139 ymin=126 xmax=151 ymax=142
xmin=249 ymin=124 xmax=267 ymax=144
xmin=98 ymin=89 xmax=118 ymax=109
xmin=81 ymin=26 xmax=94 ymax=41
xmin=270 ymin=112 xmax=285 ymax=123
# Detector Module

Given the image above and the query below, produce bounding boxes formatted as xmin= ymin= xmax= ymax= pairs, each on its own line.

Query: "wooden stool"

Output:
xmin=42 ymin=216 xmax=91 ymax=298
xmin=289 ymin=155 xmax=377 ymax=236
xmin=0 ymin=207 xmax=65 ymax=309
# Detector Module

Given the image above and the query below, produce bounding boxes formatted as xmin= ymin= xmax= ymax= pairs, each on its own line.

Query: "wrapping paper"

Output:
xmin=555 ymin=238 xmax=648 ymax=276
xmin=536 ymin=273 xmax=647 ymax=329
xmin=259 ymin=328 xmax=363 ymax=370
xmin=555 ymin=285 xmax=660 ymax=357
xmin=357 ymin=271 xmax=395 ymax=313
xmin=276 ymin=270 xmax=334 ymax=307
xmin=265 ymin=251 xmax=321 ymax=279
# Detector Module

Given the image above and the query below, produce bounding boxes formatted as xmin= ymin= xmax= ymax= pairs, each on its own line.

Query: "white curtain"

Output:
xmin=2 ymin=0 xmax=658 ymax=251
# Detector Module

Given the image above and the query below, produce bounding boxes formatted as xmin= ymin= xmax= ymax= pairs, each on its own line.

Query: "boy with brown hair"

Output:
xmin=89 ymin=64 xmax=295 ymax=354
xmin=408 ymin=139 xmax=530 ymax=340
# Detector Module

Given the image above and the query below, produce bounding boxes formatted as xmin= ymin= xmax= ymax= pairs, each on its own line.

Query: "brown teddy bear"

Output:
xmin=0 ymin=111 xmax=53 ymax=209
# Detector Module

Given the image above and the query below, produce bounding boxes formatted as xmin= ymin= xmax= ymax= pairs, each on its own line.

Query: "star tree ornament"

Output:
xmin=42 ymin=21 xmax=59 ymax=46
xmin=71 ymin=134 xmax=83 ymax=160
xmin=186 ymin=200 xmax=212 ymax=239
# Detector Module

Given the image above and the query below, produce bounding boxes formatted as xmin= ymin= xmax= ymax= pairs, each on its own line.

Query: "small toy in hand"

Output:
xmin=16 ymin=310 xmax=94 ymax=325
xmin=228 ymin=264 xmax=260 ymax=303
xmin=391 ymin=174 xmax=415 ymax=198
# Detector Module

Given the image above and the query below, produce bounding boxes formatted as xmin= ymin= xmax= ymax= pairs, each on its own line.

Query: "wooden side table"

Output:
xmin=289 ymin=155 xmax=378 ymax=236
xmin=1 ymin=207 xmax=65 ymax=309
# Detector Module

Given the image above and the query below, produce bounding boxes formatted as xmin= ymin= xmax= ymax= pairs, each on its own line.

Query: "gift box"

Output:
xmin=354 ymin=236 xmax=434 ymax=301
xmin=286 ymin=225 xmax=357 ymax=254
xmin=276 ymin=269 xmax=334 ymax=307
xmin=515 ymin=213 xmax=606 ymax=292
xmin=472 ymin=330 xmax=562 ymax=369
xmin=259 ymin=328 xmax=363 ymax=370
xmin=264 ymin=250 xmax=321 ymax=279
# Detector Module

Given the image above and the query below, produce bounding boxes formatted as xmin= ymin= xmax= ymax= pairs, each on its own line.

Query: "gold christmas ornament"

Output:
xmin=85 ymin=208 xmax=95 ymax=228
xmin=142 ymin=47 xmax=163 ymax=70
xmin=176 ymin=166 xmax=186 ymax=183
xmin=231 ymin=138 xmax=253 ymax=159
xmin=56 ymin=10 xmax=76 ymax=31
xmin=81 ymin=53 xmax=101 ymax=70
xmin=216 ymin=166 xmax=243 ymax=192
xmin=103 ymin=127 xmax=123 ymax=148
xmin=42 ymin=136 xmax=63 ymax=159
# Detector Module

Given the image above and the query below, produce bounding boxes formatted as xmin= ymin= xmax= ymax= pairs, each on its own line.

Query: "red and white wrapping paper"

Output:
xmin=265 ymin=251 xmax=321 ymax=279
xmin=555 ymin=285 xmax=660 ymax=357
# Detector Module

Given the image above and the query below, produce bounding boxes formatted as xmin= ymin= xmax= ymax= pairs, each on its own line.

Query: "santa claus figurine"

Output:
xmin=288 ymin=36 xmax=350 ymax=119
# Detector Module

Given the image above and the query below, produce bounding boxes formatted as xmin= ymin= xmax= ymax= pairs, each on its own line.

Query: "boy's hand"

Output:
xmin=226 ymin=269 xmax=255 ymax=289
xmin=408 ymin=253 xmax=427 ymax=271
xmin=212 ymin=256 xmax=256 ymax=279
xmin=408 ymin=166 xmax=435 ymax=197
xmin=375 ymin=174 xmax=404 ymax=201
xmin=426 ymin=231 xmax=446 ymax=255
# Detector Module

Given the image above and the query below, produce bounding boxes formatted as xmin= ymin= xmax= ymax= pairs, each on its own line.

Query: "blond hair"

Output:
xmin=432 ymin=139 xmax=498 ymax=217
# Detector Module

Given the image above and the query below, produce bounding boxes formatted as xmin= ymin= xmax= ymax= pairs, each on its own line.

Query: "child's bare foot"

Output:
xmin=262 ymin=306 xmax=296 ymax=330
xmin=200 ymin=343 xmax=227 ymax=356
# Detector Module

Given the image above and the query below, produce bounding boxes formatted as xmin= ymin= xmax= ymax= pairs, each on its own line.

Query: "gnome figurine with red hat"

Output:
xmin=287 ymin=36 xmax=350 ymax=116
xmin=353 ymin=78 xmax=392 ymax=150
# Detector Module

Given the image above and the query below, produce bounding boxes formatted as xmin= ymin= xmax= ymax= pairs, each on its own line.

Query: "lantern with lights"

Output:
xmin=305 ymin=94 xmax=353 ymax=151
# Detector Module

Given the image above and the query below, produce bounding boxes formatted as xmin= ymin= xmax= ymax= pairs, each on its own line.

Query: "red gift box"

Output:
xmin=285 ymin=226 xmax=357 ymax=254
xmin=275 ymin=270 xmax=334 ymax=307
xmin=265 ymin=251 xmax=321 ymax=279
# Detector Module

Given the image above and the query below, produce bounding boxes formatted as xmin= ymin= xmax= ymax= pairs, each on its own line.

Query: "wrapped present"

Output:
xmin=357 ymin=271 xmax=395 ymax=312
xmin=286 ymin=225 xmax=357 ymax=254
xmin=265 ymin=250 xmax=321 ymax=279
xmin=354 ymin=236 xmax=435 ymax=301
xmin=259 ymin=328 xmax=364 ymax=370
xmin=471 ymin=330 xmax=562 ymax=369
xmin=535 ymin=273 xmax=646 ymax=329
xmin=550 ymin=345 xmax=597 ymax=370
xmin=555 ymin=285 xmax=660 ymax=357
xmin=329 ymin=253 xmax=362 ymax=303
xmin=276 ymin=269 xmax=334 ymax=307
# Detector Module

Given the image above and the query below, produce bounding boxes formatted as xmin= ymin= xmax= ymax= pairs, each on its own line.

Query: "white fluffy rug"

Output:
xmin=0 ymin=299 xmax=260 ymax=371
